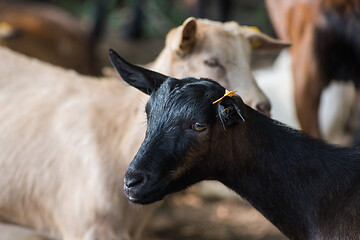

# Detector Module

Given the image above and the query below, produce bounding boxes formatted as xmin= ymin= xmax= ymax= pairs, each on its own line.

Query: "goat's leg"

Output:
xmin=292 ymin=25 xmax=325 ymax=138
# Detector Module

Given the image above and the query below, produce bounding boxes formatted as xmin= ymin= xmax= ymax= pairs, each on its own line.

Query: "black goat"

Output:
xmin=109 ymin=49 xmax=360 ymax=240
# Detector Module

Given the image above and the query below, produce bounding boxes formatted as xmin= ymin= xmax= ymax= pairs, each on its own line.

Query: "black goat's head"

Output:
xmin=109 ymin=49 xmax=246 ymax=204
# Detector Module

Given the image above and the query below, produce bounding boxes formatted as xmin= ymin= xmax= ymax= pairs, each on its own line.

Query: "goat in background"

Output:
xmin=0 ymin=17 xmax=289 ymax=240
xmin=0 ymin=0 xmax=106 ymax=75
xmin=266 ymin=0 xmax=360 ymax=140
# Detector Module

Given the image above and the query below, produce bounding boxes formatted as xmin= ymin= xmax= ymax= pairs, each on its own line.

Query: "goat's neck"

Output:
xmin=218 ymin=106 xmax=360 ymax=239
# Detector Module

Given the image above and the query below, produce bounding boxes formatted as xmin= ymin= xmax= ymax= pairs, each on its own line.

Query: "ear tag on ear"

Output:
xmin=251 ymin=40 xmax=262 ymax=49
xmin=243 ymin=25 xmax=262 ymax=49
xmin=0 ymin=22 xmax=14 ymax=46
xmin=213 ymin=89 xmax=237 ymax=104
xmin=248 ymin=26 xmax=261 ymax=33
xmin=243 ymin=25 xmax=261 ymax=33
xmin=0 ymin=22 xmax=14 ymax=35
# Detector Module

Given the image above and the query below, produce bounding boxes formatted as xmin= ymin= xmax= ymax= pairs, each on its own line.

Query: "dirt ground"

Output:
xmin=146 ymin=185 xmax=287 ymax=240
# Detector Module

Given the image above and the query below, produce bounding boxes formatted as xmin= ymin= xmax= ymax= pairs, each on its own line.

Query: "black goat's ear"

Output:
xmin=216 ymin=96 xmax=245 ymax=129
xmin=109 ymin=49 xmax=169 ymax=95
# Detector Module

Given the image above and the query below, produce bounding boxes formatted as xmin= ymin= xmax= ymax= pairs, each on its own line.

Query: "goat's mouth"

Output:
xmin=124 ymin=177 xmax=168 ymax=205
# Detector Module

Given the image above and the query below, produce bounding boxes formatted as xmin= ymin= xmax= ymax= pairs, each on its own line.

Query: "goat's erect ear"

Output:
xmin=242 ymin=26 xmax=291 ymax=52
xmin=168 ymin=17 xmax=197 ymax=55
xmin=109 ymin=49 xmax=168 ymax=95
xmin=216 ymin=96 xmax=245 ymax=128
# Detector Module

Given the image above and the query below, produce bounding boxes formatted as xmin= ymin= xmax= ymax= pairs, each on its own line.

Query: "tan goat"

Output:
xmin=266 ymin=0 xmax=360 ymax=139
xmin=0 ymin=18 xmax=289 ymax=240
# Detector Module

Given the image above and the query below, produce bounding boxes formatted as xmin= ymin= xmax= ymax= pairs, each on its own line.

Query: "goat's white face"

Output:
xmin=153 ymin=18 xmax=290 ymax=116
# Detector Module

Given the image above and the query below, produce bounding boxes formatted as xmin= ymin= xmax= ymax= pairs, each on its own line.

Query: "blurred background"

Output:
xmin=0 ymin=1 xmax=286 ymax=240
xmin=2 ymin=0 xmax=359 ymax=239
xmin=0 ymin=0 xmax=277 ymax=75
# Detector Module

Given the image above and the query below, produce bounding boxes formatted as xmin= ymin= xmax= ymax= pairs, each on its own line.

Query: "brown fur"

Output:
xmin=0 ymin=1 xmax=95 ymax=75
xmin=266 ymin=0 xmax=360 ymax=138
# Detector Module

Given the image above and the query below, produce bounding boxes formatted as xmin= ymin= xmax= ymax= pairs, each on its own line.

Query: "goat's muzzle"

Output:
xmin=124 ymin=167 xmax=167 ymax=204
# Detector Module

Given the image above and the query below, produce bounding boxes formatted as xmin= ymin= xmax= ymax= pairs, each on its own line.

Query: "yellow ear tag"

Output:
xmin=0 ymin=22 xmax=15 ymax=46
xmin=243 ymin=26 xmax=262 ymax=49
xmin=212 ymin=89 xmax=237 ymax=104
xmin=251 ymin=40 xmax=262 ymax=49
xmin=0 ymin=22 xmax=14 ymax=36
xmin=248 ymin=26 xmax=261 ymax=33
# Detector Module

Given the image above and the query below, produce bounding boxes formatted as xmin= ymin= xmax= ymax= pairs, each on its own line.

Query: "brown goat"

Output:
xmin=0 ymin=18 xmax=289 ymax=240
xmin=266 ymin=0 xmax=360 ymax=138
xmin=0 ymin=1 xmax=98 ymax=75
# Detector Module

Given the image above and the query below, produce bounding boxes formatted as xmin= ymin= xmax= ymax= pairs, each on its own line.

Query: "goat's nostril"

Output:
xmin=125 ymin=174 xmax=145 ymax=188
xmin=256 ymin=102 xmax=271 ymax=117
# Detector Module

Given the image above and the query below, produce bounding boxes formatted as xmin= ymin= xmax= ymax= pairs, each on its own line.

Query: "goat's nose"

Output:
xmin=124 ymin=171 xmax=145 ymax=188
xmin=256 ymin=102 xmax=271 ymax=117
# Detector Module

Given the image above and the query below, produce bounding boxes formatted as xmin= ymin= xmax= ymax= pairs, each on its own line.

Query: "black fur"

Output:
xmin=109 ymin=50 xmax=360 ymax=240
xmin=135 ymin=78 xmax=360 ymax=238
xmin=219 ymin=107 xmax=360 ymax=239
xmin=109 ymin=49 xmax=168 ymax=94
xmin=124 ymin=77 xmax=225 ymax=204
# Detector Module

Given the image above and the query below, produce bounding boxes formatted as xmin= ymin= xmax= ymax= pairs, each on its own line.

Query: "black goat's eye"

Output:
xmin=192 ymin=123 xmax=207 ymax=132
xmin=204 ymin=58 xmax=219 ymax=67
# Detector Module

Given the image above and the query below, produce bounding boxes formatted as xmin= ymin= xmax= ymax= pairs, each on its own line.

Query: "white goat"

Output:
xmin=0 ymin=17 xmax=288 ymax=240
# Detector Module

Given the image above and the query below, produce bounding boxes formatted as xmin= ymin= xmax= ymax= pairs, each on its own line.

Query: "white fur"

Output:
xmin=0 ymin=18 xmax=288 ymax=240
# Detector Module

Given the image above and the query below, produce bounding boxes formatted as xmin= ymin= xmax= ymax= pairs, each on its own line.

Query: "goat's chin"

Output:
xmin=127 ymin=194 xmax=164 ymax=205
